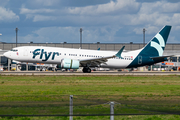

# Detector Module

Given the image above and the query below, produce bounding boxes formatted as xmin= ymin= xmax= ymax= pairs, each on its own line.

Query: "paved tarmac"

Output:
xmin=1 ymin=71 xmax=180 ymax=75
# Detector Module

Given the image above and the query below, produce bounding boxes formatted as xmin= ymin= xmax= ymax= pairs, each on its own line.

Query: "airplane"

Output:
xmin=3 ymin=25 xmax=172 ymax=73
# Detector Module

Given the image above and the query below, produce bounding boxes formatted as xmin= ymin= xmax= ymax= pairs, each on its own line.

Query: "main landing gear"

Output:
xmin=82 ymin=67 xmax=91 ymax=73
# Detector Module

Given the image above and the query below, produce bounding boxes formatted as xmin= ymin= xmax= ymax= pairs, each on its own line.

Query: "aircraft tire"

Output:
xmin=82 ymin=67 xmax=87 ymax=73
xmin=87 ymin=68 xmax=91 ymax=73
xmin=83 ymin=67 xmax=91 ymax=73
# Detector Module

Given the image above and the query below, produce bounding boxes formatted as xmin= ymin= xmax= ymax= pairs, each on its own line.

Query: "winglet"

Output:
xmin=116 ymin=46 xmax=125 ymax=58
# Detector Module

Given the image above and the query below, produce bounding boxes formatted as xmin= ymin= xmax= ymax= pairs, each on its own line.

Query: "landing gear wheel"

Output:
xmin=82 ymin=68 xmax=86 ymax=73
xmin=87 ymin=68 xmax=91 ymax=73
xmin=82 ymin=67 xmax=91 ymax=73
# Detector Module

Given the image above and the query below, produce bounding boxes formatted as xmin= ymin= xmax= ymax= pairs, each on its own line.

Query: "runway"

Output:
xmin=1 ymin=71 xmax=180 ymax=75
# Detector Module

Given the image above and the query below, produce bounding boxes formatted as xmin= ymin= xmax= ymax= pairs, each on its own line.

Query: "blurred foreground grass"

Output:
xmin=0 ymin=75 xmax=180 ymax=119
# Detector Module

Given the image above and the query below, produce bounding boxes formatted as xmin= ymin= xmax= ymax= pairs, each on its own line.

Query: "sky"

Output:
xmin=0 ymin=0 xmax=180 ymax=44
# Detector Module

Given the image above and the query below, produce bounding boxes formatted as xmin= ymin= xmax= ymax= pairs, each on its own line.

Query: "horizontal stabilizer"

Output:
xmin=151 ymin=55 xmax=174 ymax=60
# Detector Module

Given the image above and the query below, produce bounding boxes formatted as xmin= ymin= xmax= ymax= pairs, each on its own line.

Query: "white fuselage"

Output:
xmin=4 ymin=46 xmax=141 ymax=69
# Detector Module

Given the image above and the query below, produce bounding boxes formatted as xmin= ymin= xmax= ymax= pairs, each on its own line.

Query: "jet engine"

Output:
xmin=57 ymin=58 xmax=79 ymax=69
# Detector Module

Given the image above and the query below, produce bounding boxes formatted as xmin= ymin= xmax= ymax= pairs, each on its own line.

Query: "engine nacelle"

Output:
xmin=60 ymin=58 xmax=79 ymax=69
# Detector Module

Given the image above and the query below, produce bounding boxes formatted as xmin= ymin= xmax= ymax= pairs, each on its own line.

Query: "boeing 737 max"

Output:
xmin=4 ymin=25 xmax=172 ymax=73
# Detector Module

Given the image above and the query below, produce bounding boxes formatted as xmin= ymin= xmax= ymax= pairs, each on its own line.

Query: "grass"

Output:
xmin=1 ymin=115 xmax=180 ymax=120
xmin=0 ymin=75 xmax=180 ymax=119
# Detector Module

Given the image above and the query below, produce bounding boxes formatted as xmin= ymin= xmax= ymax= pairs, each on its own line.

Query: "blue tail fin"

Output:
xmin=139 ymin=25 xmax=171 ymax=57
xmin=127 ymin=25 xmax=171 ymax=68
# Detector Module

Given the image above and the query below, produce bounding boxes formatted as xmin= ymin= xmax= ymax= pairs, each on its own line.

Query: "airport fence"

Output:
xmin=1 ymin=43 xmax=180 ymax=51
xmin=0 ymin=95 xmax=180 ymax=118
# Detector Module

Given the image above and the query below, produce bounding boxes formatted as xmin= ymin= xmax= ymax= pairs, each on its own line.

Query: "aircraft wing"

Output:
xmin=79 ymin=46 xmax=125 ymax=67
xmin=79 ymin=55 xmax=115 ymax=67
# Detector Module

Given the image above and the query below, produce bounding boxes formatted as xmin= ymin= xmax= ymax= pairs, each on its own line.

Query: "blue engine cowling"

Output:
xmin=59 ymin=58 xmax=79 ymax=69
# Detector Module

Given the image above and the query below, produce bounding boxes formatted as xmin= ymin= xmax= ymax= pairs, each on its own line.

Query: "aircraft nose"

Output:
xmin=3 ymin=51 xmax=10 ymax=58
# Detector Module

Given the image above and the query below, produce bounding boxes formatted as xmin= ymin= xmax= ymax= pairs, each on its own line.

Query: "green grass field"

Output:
xmin=0 ymin=75 xmax=180 ymax=120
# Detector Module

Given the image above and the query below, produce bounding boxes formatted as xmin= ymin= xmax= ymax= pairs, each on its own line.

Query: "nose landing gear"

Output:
xmin=82 ymin=67 xmax=91 ymax=73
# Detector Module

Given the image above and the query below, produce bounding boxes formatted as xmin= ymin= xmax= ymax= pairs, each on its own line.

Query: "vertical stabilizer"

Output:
xmin=139 ymin=25 xmax=171 ymax=57
xmin=127 ymin=25 xmax=171 ymax=68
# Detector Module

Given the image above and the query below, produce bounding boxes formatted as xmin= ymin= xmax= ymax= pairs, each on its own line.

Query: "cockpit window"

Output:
xmin=11 ymin=49 xmax=18 ymax=52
